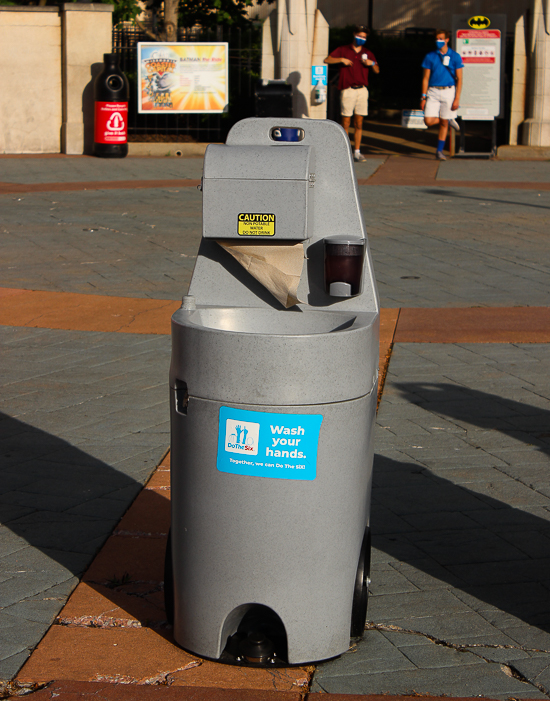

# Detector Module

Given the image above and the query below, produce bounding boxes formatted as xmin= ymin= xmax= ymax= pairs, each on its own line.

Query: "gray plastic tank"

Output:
xmin=166 ymin=117 xmax=379 ymax=666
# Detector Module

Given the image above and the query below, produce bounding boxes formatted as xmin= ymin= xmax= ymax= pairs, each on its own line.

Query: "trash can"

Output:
xmin=255 ymin=80 xmax=293 ymax=117
xmin=165 ymin=117 xmax=379 ymax=666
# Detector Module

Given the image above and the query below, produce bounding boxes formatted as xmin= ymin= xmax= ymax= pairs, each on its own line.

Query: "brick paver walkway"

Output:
xmin=1 ymin=154 xmax=549 ymax=700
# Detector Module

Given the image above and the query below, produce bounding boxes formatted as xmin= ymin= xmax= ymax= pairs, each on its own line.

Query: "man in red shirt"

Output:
xmin=324 ymin=26 xmax=380 ymax=162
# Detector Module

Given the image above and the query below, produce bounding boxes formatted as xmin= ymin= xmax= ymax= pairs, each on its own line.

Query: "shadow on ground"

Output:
xmin=0 ymin=411 xmax=173 ymax=673
xmin=425 ymin=188 xmax=550 ymax=210
xmin=372 ymin=381 xmax=550 ymax=635
xmin=2 ymin=378 xmax=550 ymax=669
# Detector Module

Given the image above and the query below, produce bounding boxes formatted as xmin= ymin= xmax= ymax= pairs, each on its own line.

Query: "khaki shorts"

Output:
xmin=341 ymin=86 xmax=369 ymax=117
xmin=424 ymin=86 xmax=457 ymax=120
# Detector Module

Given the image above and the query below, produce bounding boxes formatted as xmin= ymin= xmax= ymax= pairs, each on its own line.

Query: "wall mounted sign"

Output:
xmin=217 ymin=406 xmax=323 ymax=481
xmin=138 ymin=42 xmax=228 ymax=114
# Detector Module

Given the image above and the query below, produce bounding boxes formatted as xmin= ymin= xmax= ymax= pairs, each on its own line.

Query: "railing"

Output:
xmin=112 ymin=23 xmax=262 ymax=143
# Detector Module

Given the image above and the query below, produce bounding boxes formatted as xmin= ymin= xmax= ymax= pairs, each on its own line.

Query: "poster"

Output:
xmin=456 ymin=30 xmax=501 ymax=120
xmin=138 ymin=42 xmax=228 ymax=113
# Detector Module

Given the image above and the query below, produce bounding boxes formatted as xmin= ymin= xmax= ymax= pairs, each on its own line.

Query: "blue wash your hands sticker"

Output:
xmin=217 ymin=406 xmax=323 ymax=480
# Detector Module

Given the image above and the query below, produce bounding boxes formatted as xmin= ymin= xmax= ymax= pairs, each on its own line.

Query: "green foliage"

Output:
xmin=107 ymin=0 xmax=142 ymax=25
xmin=178 ymin=0 xmax=261 ymax=28
xmin=110 ymin=0 xmax=268 ymax=30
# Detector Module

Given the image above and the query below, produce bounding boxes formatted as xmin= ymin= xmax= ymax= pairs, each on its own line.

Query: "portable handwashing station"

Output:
xmin=165 ymin=117 xmax=379 ymax=666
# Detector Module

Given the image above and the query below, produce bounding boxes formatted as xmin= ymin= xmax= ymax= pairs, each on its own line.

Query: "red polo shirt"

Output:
xmin=329 ymin=44 xmax=377 ymax=90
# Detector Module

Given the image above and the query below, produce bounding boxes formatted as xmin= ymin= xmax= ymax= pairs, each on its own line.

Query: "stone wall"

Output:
xmin=0 ymin=4 xmax=113 ymax=154
xmin=249 ymin=0 xmax=530 ymax=31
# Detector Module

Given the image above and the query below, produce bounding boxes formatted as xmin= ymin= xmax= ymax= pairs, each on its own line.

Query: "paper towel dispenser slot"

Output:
xmin=202 ymin=144 xmax=314 ymax=240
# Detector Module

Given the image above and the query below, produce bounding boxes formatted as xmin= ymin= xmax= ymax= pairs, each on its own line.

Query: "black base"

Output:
xmin=350 ymin=527 xmax=371 ymax=638
xmin=92 ymin=143 xmax=128 ymax=158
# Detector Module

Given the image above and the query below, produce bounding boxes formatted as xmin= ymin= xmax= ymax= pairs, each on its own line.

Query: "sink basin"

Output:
xmin=186 ymin=307 xmax=357 ymax=335
xmin=171 ymin=306 xmax=379 ymax=405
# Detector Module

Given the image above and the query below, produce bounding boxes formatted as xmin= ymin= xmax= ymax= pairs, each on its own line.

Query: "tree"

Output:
xmin=130 ymin=0 xmax=262 ymax=41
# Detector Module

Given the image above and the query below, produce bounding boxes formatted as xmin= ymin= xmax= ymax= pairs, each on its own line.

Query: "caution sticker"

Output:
xmin=237 ymin=213 xmax=276 ymax=236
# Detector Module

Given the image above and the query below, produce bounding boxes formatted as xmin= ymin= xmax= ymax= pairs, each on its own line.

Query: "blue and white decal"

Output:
xmin=217 ymin=406 xmax=323 ymax=481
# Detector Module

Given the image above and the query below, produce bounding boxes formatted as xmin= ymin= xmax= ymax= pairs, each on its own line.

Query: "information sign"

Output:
xmin=138 ymin=42 xmax=228 ymax=114
xmin=401 ymin=109 xmax=428 ymax=129
xmin=456 ymin=29 xmax=501 ymax=120
xmin=217 ymin=406 xmax=323 ymax=481
xmin=311 ymin=65 xmax=328 ymax=86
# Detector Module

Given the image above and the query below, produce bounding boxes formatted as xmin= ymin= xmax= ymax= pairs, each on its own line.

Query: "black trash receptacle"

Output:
xmin=255 ymin=80 xmax=293 ymax=117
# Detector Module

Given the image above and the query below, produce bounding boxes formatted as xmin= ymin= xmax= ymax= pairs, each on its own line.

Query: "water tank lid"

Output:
xmin=325 ymin=236 xmax=365 ymax=246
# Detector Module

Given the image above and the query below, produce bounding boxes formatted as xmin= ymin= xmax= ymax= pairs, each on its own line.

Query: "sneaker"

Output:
xmin=436 ymin=151 xmax=447 ymax=160
xmin=354 ymin=151 xmax=367 ymax=162
xmin=449 ymin=118 xmax=460 ymax=132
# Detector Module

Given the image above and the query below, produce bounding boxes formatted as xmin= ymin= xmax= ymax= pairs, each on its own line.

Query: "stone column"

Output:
xmin=261 ymin=0 xmax=329 ymax=119
xmin=309 ymin=9 xmax=330 ymax=120
xmin=521 ymin=0 xmax=550 ymax=145
xmin=0 ymin=7 xmax=62 ymax=153
xmin=61 ymin=3 xmax=113 ymax=155
xmin=509 ymin=14 xmax=528 ymax=145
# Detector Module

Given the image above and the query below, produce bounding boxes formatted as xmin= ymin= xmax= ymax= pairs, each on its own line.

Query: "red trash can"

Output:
xmin=93 ymin=53 xmax=129 ymax=158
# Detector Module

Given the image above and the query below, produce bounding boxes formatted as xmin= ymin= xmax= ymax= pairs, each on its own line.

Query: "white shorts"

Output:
xmin=424 ymin=86 xmax=457 ymax=120
xmin=341 ymin=86 xmax=369 ymax=117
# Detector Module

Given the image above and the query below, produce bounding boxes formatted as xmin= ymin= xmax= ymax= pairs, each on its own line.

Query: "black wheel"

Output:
xmin=164 ymin=528 xmax=174 ymax=625
xmin=350 ymin=528 xmax=371 ymax=638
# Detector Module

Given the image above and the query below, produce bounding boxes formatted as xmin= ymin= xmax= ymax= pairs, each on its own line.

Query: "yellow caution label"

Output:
xmin=238 ymin=213 xmax=276 ymax=236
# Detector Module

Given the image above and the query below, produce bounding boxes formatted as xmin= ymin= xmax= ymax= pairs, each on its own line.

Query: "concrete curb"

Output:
xmin=497 ymin=145 xmax=550 ymax=160
xmin=128 ymin=143 xmax=214 ymax=158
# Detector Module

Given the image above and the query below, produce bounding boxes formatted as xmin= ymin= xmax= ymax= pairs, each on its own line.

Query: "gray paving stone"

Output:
xmin=400 ymin=640 xmax=485 ymax=668
xmin=2 ymin=182 xmax=550 ymax=306
xmin=513 ymin=658 xmax=550 ymax=692
xmin=3 ymin=596 xmax=66 ymax=625
xmin=437 ymin=160 xmax=550 ymax=182
xmin=315 ymin=629 xmax=416 ymax=678
xmin=3 ymin=162 xmax=550 ymax=693
xmin=0 ymin=325 xmax=171 ymax=676
xmin=388 ymin=560 xmax=463 ymax=590
xmin=377 ymin=611 xmax=507 ymax=643
xmin=369 ymin=563 xmax=420 ymax=596
xmin=0 ymin=650 xmax=32 ymax=680
xmin=370 ymin=504 xmax=413 ymax=534
xmin=0 ymin=157 xmax=205 ymax=184
xmin=323 ymin=342 xmax=550 ymax=698
xmin=368 ymin=589 xmax=473 ymax=623
xmin=503 ymin=626 xmax=550 ymax=651
xmin=399 ymin=510 xmax=484 ymax=532
xmin=312 ymin=661 xmax=543 ymax=698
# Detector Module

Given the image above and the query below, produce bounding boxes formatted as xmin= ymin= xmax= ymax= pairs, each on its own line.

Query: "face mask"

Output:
xmin=436 ymin=40 xmax=446 ymax=49
xmin=354 ymin=36 xmax=367 ymax=46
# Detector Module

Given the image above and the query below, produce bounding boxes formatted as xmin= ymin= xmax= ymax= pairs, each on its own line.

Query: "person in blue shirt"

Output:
xmin=420 ymin=29 xmax=464 ymax=160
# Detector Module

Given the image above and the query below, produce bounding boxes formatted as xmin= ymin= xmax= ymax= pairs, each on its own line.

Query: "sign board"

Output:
xmin=217 ymin=406 xmax=323 ymax=481
xmin=452 ymin=15 xmax=506 ymax=120
xmin=402 ymin=109 xmax=428 ymax=129
xmin=311 ymin=65 xmax=328 ymax=86
xmin=138 ymin=42 xmax=228 ymax=114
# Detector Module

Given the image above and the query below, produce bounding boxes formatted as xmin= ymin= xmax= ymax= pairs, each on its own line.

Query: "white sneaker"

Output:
xmin=354 ymin=151 xmax=367 ymax=162
xmin=436 ymin=151 xmax=447 ymax=160
xmin=449 ymin=118 xmax=460 ymax=132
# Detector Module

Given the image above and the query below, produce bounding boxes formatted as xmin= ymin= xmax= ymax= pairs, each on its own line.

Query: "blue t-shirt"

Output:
xmin=422 ymin=48 xmax=464 ymax=87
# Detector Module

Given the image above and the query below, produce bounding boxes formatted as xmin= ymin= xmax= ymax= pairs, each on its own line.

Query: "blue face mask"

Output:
xmin=354 ymin=36 xmax=367 ymax=46
xmin=436 ymin=39 xmax=446 ymax=50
